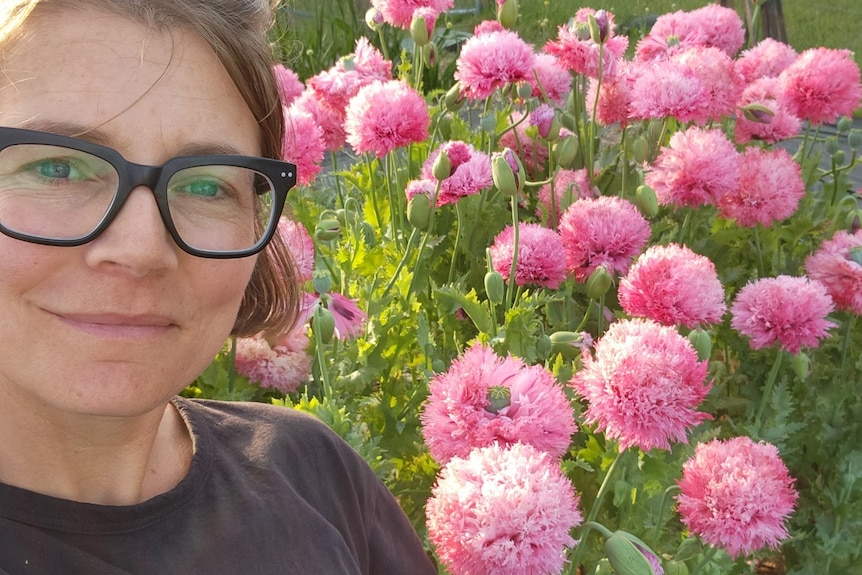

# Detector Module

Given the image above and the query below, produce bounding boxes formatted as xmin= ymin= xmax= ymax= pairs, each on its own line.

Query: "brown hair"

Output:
xmin=0 ymin=0 xmax=300 ymax=339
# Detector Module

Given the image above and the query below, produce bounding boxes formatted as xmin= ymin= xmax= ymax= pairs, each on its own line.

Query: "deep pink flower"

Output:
xmin=672 ymin=46 xmax=742 ymax=122
xmin=276 ymin=217 xmax=315 ymax=283
xmin=404 ymin=178 xmax=437 ymax=202
xmin=559 ymin=196 xmax=651 ymax=281
xmin=345 ymin=80 xmax=430 ymax=157
xmin=272 ymin=64 xmax=304 ymax=106
xmin=422 ymin=141 xmax=493 ymax=206
xmin=543 ymin=8 xmax=628 ymax=79
xmin=686 ymin=4 xmax=745 ymax=56
xmin=646 ymin=126 xmax=740 ymax=209
xmin=234 ymin=327 xmax=312 ymax=393
xmin=282 ymin=107 xmax=326 ymax=186
xmin=370 ymin=0 xmax=453 ymax=29
xmin=525 ymin=53 xmax=571 ymax=105
xmin=497 ymin=112 xmax=549 ymax=179
xmin=455 ymin=29 xmax=535 ymax=100
xmin=300 ymin=291 xmax=367 ymax=340
xmin=619 ymin=243 xmax=726 ymax=328
xmin=730 ymin=275 xmax=836 ymax=354
xmin=805 ymin=230 xmax=862 ymax=315
xmin=637 ymin=5 xmax=743 ymax=60
xmin=586 ymin=60 xmax=634 ymax=126
xmin=421 ymin=343 xmax=576 ymax=463
xmin=572 ymin=318 xmax=711 ymax=451
xmin=426 ymin=443 xmax=582 ymax=575
xmin=529 ymin=104 xmax=556 ymax=139
xmin=474 ymin=19 xmax=504 ymax=36
xmin=734 ymin=77 xmax=802 ymax=144
xmin=718 ymin=147 xmax=804 ymax=227
xmin=291 ymin=90 xmax=347 ymax=152
xmin=490 ymin=224 xmax=568 ymax=289
xmin=537 ymin=168 xmax=596 ymax=228
xmin=735 ymin=38 xmax=797 ymax=84
xmin=676 ymin=437 xmax=798 ymax=559
xmin=628 ymin=58 xmax=710 ymax=123
xmin=307 ymin=37 xmax=391 ymax=113
xmin=779 ymin=47 xmax=862 ymax=125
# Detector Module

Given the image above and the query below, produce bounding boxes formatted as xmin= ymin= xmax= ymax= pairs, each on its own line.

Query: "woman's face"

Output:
xmin=0 ymin=8 xmax=260 ymax=418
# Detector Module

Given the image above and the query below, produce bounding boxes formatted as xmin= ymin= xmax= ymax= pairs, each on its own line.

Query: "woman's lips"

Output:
xmin=53 ymin=312 xmax=177 ymax=340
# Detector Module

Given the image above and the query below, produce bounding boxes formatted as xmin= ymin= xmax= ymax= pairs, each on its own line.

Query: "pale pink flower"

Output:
xmin=490 ymin=224 xmax=568 ymax=289
xmin=272 ymin=64 xmax=304 ymax=106
xmin=586 ymin=60 xmax=634 ymax=126
xmin=734 ymin=77 xmax=802 ymax=144
xmin=474 ymin=19 xmax=504 ymax=36
xmin=779 ymin=47 xmax=862 ymax=125
xmin=426 ymin=443 xmax=582 ymax=575
xmin=543 ymin=8 xmax=628 ymax=79
xmin=234 ymin=328 xmax=312 ymax=393
xmin=345 ymin=80 xmax=430 ymax=157
xmin=282 ymin=107 xmax=326 ymax=186
xmin=672 ymin=46 xmax=742 ymax=122
xmin=638 ymin=5 xmax=743 ymax=60
xmin=686 ymin=4 xmax=745 ymax=56
xmin=291 ymin=90 xmax=347 ymax=152
xmin=628 ymin=58 xmax=710 ymax=123
xmin=276 ymin=217 xmax=315 ymax=283
xmin=307 ymin=37 xmax=391 ymax=112
xmin=718 ymin=147 xmax=804 ymax=227
xmin=735 ymin=38 xmax=797 ymax=84
xmin=525 ymin=53 xmax=571 ymax=105
xmin=646 ymin=126 xmax=740 ymax=208
xmin=559 ymin=196 xmax=651 ymax=281
xmin=536 ymin=168 xmax=597 ymax=228
xmin=572 ymin=318 xmax=711 ymax=452
xmin=676 ymin=437 xmax=798 ymax=559
xmin=805 ymin=230 xmax=862 ymax=315
xmin=370 ymin=0 xmax=453 ymax=29
xmin=454 ymin=29 xmax=535 ymax=100
xmin=620 ymin=244 xmax=726 ymax=328
xmin=421 ymin=343 xmax=576 ymax=463
xmin=404 ymin=178 xmax=437 ymax=202
xmin=730 ymin=275 xmax=836 ymax=354
xmin=422 ymin=141 xmax=493 ymax=206
xmin=498 ymin=112 xmax=549 ymax=179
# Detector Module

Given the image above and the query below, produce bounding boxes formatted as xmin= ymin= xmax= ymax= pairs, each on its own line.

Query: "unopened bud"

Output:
xmin=553 ymin=135 xmax=578 ymax=167
xmin=315 ymin=218 xmax=341 ymax=241
xmin=604 ymin=531 xmax=661 ymax=575
xmin=585 ymin=266 xmax=612 ymax=298
xmin=484 ymin=270 xmax=506 ymax=304
xmin=687 ymin=329 xmax=712 ymax=362
xmin=847 ymin=210 xmax=862 ymax=233
xmin=836 ymin=116 xmax=853 ymax=134
xmin=561 ymin=112 xmax=576 ymax=132
xmin=497 ymin=0 xmax=518 ymax=29
xmin=432 ymin=150 xmax=452 ymax=180
xmin=422 ymin=42 xmax=437 ymax=67
xmin=437 ymin=114 xmax=452 ymax=139
xmin=550 ymin=331 xmax=588 ymax=358
xmin=407 ymin=193 xmax=432 ymax=229
xmin=313 ymin=305 xmax=335 ymax=344
xmin=635 ymin=184 xmax=659 ymax=218
xmin=741 ymin=103 xmax=775 ymax=124
xmin=410 ymin=14 xmax=430 ymax=47
xmin=631 ymin=136 xmax=650 ymax=164
xmin=492 ymin=149 xmax=523 ymax=196
xmin=365 ymin=7 xmax=384 ymax=31
xmin=848 ymin=129 xmax=862 ymax=149
xmin=485 ymin=385 xmax=511 ymax=414
xmin=444 ymin=82 xmax=465 ymax=112
xmin=790 ymin=352 xmax=810 ymax=380
xmin=589 ymin=10 xmax=609 ymax=44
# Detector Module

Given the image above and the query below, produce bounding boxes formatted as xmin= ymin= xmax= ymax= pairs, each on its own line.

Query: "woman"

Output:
xmin=0 ymin=1 xmax=436 ymax=573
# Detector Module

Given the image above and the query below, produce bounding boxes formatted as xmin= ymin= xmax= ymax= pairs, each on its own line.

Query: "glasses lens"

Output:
xmin=166 ymin=165 xmax=274 ymax=253
xmin=0 ymin=144 xmax=117 ymax=240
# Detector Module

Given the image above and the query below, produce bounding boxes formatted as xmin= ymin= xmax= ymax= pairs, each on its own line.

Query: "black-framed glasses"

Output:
xmin=0 ymin=127 xmax=297 ymax=258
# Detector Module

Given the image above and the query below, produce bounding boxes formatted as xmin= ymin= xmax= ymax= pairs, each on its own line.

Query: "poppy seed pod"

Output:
xmin=687 ymin=329 xmax=712 ymax=362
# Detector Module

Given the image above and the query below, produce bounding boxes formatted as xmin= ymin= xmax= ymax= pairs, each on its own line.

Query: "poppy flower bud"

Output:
xmin=422 ymin=42 xmax=437 ymax=67
xmin=553 ymin=135 xmax=578 ymax=167
xmin=437 ymin=114 xmax=451 ymax=140
xmin=687 ymin=329 xmax=712 ymax=362
xmin=848 ymin=129 xmax=862 ymax=149
xmin=631 ymin=136 xmax=650 ymax=164
xmin=550 ymin=331 xmax=590 ymax=359
xmin=444 ymin=82 xmax=465 ymax=112
xmin=604 ymin=531 xmax=661 ymax=575
xmin=836 ymin=116 xmax=853 ymax=134
xmin=312 ymin=270 xmax=331 ymax=295
xmin=790 ymin=351 xmax=810 ymax=380
xmin=635 ymin=184 xmax=659 ymax=218
xmin=315 ymin=219 xmax=341 ymax=241
xmin=585 ymin=266 xmax=612 ymax=298
xmin=485 ymin=385 xmax=511 ymax=414
xmin=313 ymin=305 xmax=335 ymax=344
xmin=497 ymin=0 xmax=518 ymax=29
xmin=664 ymin=560 xmax=689 ymax=575
xmin=407 ymin=193 xmax=432 ymax=229
xmin=484 ymin=270 xmax=506 ymax=304
xmin=741 ymin=103 xmax=775 ymax=124
xmin=410 ymin=13 xmax=430 ymax=47
xmin=588 ymin=10 xmax=609 ymax=44
xmin=365 ymin=7 xmax=384 ymax=31
xmin=847 ymin=210 xmax=862 ymax=233
xmin=491 ymin=149 xmax=523 ymax=197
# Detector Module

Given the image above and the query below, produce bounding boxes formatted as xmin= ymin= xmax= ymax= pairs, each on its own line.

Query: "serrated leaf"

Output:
xmin=435 ymin=285 xmax=492 ymax=334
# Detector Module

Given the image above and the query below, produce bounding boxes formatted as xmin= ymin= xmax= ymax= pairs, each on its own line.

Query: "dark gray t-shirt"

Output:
xmin=0 ymin=398 xmax=437 ymax=574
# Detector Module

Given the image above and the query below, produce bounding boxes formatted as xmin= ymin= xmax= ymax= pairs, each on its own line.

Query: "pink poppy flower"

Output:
xmin=473 ymin=19 xmax=504 ymax=36
xmin=497 ymin=112 xmax=549 ymax=179
xmin=734 ymin=77 xmax=802 ymax=144
xmin=525 ymin=53 xmax=571 ymax=105
xmin=282 ymin=107 xmax=326 ymax=186
xmin=536 ymin=168 xmax=597 ymax=228
xmin=672 ymin=45 xmax=742 ymax=122
xmin=735 ymin=38 xmax=797 ymax=84
xmin=779 ymin=47 xmax=862 ymax=125
xmin=345 ymin=80 xmax=430 ymax=157
xmin=300 ymin=292 xmax=367 ymax=340
xmin=404 ymin=178 xmax=437 ymax=202
xmin=559 ymin=196 xmax=651 ymax=281
xmin=676 ymin=437 xmax=798 ymax=559
xmin=370 ymin=0 xmax=453 ymax=29
xmin=730 ymin=275 xmax=836 ymax=354
xmin=718 ymin=147 xmax=804 ymax=227
xmin=454 ymin=29 xmax=534 ymax=100
xmin=628 ymin=58 xmax=710 ymax=124
xmin=490 ymin=223 xmax=568 ymax=289
xmin=586 ymin=60 xmax=634 ymax=126
xmin=420 ymin=343 xmax=576 ymax=464
xmin=422 ymin=141 xmax=493 ymax=206
xmin=686 ymin=4 xmax=745 ymax=56
xmin=291 ymin=90 xmax=347 ymax=152
xmin=307 ymin=37 xmax=391 ymax=113
xmin=637 ymin=5 xmax=743 ymax=61
xmin=272 ymin=64 xmax=304 ymax=106
xmin=543 ymin=8 xmax=628 ymax=79
xmin=805 ymin=230 xmax=862 ymax=315
xmin=572 ymin=318 xmax=711 ymax=452
xmin=234 ymin=327 xmax=312 ymax=394
xmin=619 ymin=243 xmax=727 ymax=328
xmin=646 ymin=126 xmax=740 ymax=209
xmin=276 ymin=217 xmax=315 ymax=283
xmin=426 ymin=442 xmax=582 ymax=575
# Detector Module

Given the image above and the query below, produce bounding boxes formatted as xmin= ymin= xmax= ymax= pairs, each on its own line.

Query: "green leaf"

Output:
xmin=435 ymin=285 xmax=492 ymax=334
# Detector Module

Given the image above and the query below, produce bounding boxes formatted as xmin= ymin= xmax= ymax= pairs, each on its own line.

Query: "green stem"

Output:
xmin=381 ymin=227 xmax=420 ymax=299
xmin=690 ymin=546 xmax=719 ymax=575
xmin=755 ymin=350 xmax=784 ymax=430
xmin=650 ymin=484 xmax=682 ymax=549
xmin=567 ymin=448 xmax=628 ymax=573
xmin=330 ymin=151 xmax=344 ymax=208
xmin=448 ymin=202 xmax=465 ymax=284
xmin=313 ymin=310 xmax=334 ymax=398
xmin=841 ymin=315 xmax=856 ymax=373
xmin=485 ymin=249 xmax=499 ymax=339
xmin=753 ymin=224 xmax=766 ymax=278
xmin=597 ymin=293 xmax=606 ymax=335
xmin=505 ymin=198 xmax=520 ymax=308
xmin=364 ymin=155 xmax=384 ymax=234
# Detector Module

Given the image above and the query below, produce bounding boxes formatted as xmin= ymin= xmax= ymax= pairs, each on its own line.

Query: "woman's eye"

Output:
xmin=183 ymin=179 xmax=222 ymax=197
xmin=35 ymin=159 xmax=75 ymax=179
